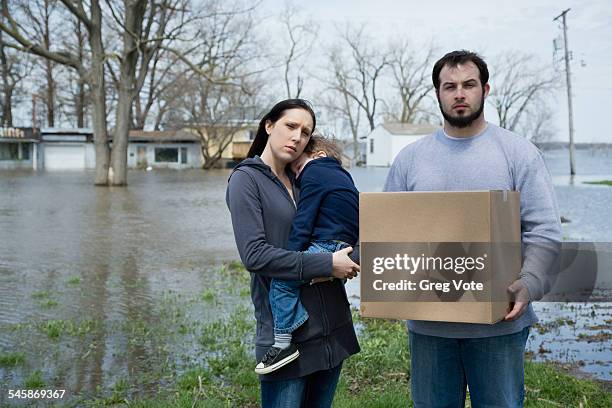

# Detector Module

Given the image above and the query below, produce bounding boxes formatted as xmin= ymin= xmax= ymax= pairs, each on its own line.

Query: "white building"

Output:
xmin=366 ymin=123 xmax=439 ymax=167
xmin=128 ymin=130 xmax=202 ymax=169
xmin=40 ymin=128 xmax=95 ymax=170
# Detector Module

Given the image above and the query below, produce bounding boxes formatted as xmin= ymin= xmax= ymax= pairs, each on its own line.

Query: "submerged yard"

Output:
xmin=0 ymin=262 xmax=610 ymax=407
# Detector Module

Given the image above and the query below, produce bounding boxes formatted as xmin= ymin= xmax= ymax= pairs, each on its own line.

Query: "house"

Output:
xmin=227 ymin=126 xmax=256 ymax=164
xmin=127 ymin=129 xmax=202 ymax=169
xmin=40 ymin=128 xmax=95 ymax=170
xmin=0 ymin=127 xmax=40 ymax=170
xmin=366 ymin=122 xmax=439 ymax=166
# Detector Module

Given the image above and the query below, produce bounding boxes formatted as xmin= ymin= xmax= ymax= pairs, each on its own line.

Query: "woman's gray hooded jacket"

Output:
xmin=226 ymin=156 xmax=360 ymax=381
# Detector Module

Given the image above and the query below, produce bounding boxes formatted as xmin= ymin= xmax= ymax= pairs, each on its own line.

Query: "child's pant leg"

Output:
xmin=269 ymin=278 xmax=309 ymax=334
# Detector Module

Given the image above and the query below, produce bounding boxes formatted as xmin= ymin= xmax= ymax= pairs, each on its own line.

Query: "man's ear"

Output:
xmin=483 ymin=83 xmax=490 ymax=98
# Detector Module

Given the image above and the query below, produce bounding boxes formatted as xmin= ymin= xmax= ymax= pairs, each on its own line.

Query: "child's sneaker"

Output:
xmin=254 ymin=344 xmax=299 ymax=374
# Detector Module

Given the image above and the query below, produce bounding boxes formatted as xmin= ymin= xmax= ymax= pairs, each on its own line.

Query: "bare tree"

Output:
xmin=159 ymin=0 xmax=264 ymax=167
xmin=7 ymin=0 xmax=63 ymax=127
xmin=278 ymin=1 xmax=317 ymax=99
xmin=385 ymin=40 xmax=436 ymax=123
xmin=1 ymin=0 xmax=187 ymax=185
xmin=519 ymin=103 xmax=556 ymax=145
xmin=55 ymin=17 xmax=89 ymax=127
xmin=488 ymin=52 xmax=560 ymax=133
xmin=323 ymin=26 xmax=388 ymax=161
xmin=0 ymin=29 xmax=29 ymax=126
xmin=182 ymin=77 xmax=259 ymax=169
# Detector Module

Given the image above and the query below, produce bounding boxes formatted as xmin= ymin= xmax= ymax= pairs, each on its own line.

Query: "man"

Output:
xmin=384 ymin=50 xmax=561 ymax=407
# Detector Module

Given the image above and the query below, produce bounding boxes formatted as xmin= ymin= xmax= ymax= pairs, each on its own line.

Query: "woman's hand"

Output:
xmin=332 ymin=247 xmax=360 ymax=280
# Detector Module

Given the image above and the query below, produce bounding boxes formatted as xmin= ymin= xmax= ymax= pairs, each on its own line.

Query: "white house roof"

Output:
xmin=381 ymin=122 xmax=439 ymax=135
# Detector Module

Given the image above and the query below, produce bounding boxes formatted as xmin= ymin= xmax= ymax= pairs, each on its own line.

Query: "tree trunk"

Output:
xmin=75 ymin=77 xmax=85 ymax=127
xmin=0 ymin=34 xmax=13 ymax=126
xmin=43 ymin=0 xmax=54 ymax=127
xmin=45 ymin=58 xmax=55 ymax=126
xmin=89 ymin=0 xmax=110 ymax=186
xmin=109 ymin=0 xmax=146 ymax=186
xmin=74 ymin=20 xmax=85 ymax=128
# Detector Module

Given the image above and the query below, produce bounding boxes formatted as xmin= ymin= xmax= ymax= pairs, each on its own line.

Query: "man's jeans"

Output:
xmin=260 ymin=363 xmax=342 ymax=408
xmin=410 ymin=327 xmax=530 ymax=408
xmin=269 ymin=240 xmax=348 ymax=335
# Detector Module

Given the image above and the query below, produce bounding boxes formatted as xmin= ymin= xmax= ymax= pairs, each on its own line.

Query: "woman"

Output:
xmin=226 ymin=99 xmax=360 ymax=407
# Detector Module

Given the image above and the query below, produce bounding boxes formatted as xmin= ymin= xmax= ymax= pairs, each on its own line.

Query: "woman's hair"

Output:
xmin=247 ymin=99 xmax=317 ymax=158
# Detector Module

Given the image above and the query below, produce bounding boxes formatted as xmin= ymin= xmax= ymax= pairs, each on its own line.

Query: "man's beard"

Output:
xmin=438 ymin=91 xmax=485 ymax=128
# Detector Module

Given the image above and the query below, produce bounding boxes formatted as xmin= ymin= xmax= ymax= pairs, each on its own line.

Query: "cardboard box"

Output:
xmin=359 ymin=191 xmax=521 ymax=324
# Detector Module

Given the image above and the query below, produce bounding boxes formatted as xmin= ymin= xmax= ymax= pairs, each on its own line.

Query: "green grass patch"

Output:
xmin=31 ymin=290 xmax=50 ymax=299
xmin=0 ymin=352 xmax=26 ymax=367
xmin=40 ymin=299 xmax=59 ymax=308
xmin=67 ymin=276 xmax=81 ymax=285
xmin=584 ymin=180 xmax=612 ymax=186
xmin=24 ymin=370 xmax=45 ymax=389
xmin=200 ymin=289 xmax=216 ymax=303
xmin=524 ymin=360 xmax=612 ymax=406
xmin=39 ymin=319 xmax=98 ymax=339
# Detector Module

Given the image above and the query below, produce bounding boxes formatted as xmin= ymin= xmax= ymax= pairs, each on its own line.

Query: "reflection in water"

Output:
xmin=0 ymin=169 xmax=240 ymax=402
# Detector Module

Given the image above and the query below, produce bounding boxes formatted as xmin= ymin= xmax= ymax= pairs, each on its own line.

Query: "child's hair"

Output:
xmin=303 ymin=135 xmax=343 ymax=163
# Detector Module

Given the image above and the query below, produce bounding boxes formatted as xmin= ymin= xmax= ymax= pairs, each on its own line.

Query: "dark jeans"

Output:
xmin=409 ymin=327 xmax=530 ymax=407
xmin=260 ymin=363 xmax=342 ymax=408
xmin=269 ymin=240 xmax=348 ymax=334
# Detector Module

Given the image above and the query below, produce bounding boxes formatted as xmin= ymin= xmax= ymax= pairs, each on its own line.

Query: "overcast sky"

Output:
xmin=265 ymin=0 xmax=612 ymax=143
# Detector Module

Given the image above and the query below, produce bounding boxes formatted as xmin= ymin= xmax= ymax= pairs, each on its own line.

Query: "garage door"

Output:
xmin=44 ymin=145 xmax=85 ymax=170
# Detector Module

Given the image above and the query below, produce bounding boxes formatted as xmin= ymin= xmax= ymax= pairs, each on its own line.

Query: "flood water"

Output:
xmin=0 ymin=147 xmax=611 ymax=404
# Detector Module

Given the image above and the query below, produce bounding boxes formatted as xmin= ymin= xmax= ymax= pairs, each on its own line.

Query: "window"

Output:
xmin=369 ymin=139 xmax=374 ymax=154
xmin=155 ymin=147 xmax=178 ymax=162
xmin=180 ymin=147 xmax=187 ymax=164
xmin=0 ymin=143 xmax=18 ymax=160
xmin=21 ymin=143 xmax=30 ymax=160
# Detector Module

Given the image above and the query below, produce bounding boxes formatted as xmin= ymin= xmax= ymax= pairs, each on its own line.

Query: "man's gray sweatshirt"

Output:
xmin=383 ymin=123 xmax=562 ymax=338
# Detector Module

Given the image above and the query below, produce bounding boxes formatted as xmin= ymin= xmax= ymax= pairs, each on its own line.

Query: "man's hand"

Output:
xmin=504 ymin=279 xmax=530 ymax=321
xmin=331 ymin=247 xmax=360 ymax=280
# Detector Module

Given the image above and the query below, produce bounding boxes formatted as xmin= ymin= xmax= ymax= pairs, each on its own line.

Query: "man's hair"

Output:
xmin=432 ymin=50 xmax=489 ymax=91
xmin=304 ymin=135 xmax=344 ymax=163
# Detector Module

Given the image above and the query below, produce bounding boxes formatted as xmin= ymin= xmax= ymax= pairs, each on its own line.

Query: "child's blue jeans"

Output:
xmin=269 ymin=240 xmax=348 ymax=335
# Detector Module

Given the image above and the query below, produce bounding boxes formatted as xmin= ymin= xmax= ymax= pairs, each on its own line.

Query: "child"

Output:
xmin=255 ymin=135 xmax=359 ymax=374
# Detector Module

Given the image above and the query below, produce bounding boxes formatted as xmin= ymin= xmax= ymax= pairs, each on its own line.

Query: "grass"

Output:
xmin=200 ymin=288 xmax=216 ymax=303
xmin=40 ymin=298 xmax=59 ymax=308
xmin=24 ymin=370 xmax=45 ymax=389
xmin=31 ymin=290 xmax=50 ymax=299
xmin=115 ymin=308 xmax=611 ymax=407
xmin=39 ymin=319 xmax=98 ymax=339
xmin=4 ymin=261 xmax=610 ymax=406
xmin=583 ymin=180 xmax=612 ymax=186
xmin=67 ymin=276 xmax=81 ymax=285
xmin=0 ymin=351 xmax=26 ymax=367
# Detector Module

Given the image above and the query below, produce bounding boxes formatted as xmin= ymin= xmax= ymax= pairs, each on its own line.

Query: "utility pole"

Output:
xmin=554 ymin=8 xmax=576 ymax=176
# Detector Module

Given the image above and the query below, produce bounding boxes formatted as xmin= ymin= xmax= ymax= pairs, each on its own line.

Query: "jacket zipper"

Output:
xmin=271 ymin=175 xmax=296 ymax=209
xmin=316 ymin=284 xmax=333 ymax=368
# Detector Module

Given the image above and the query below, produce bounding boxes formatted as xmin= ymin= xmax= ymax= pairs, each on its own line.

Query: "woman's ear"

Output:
xmin=315 ymin=150 xmax=327 ymax=158
xmin=265 ymin=120 xmax=273 ymax=135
